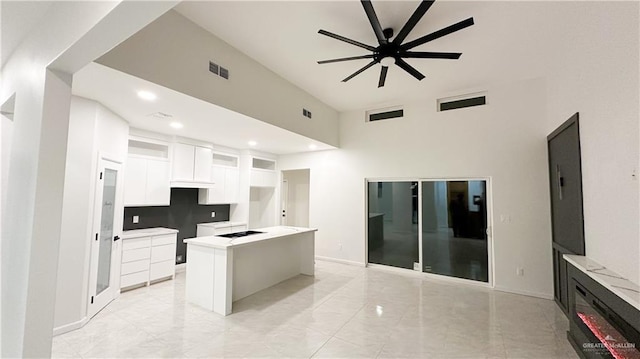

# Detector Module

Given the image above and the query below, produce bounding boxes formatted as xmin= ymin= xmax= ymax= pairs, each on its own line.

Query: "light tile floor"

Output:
xmin=53 ymin=260 xmax=579 ymax=358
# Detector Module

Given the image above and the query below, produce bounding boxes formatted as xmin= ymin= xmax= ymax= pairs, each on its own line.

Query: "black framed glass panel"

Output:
xmin=421 ymin=180 xmax=488 ymax=282
xmin=367 ymin=181 xmax=419 ymax=270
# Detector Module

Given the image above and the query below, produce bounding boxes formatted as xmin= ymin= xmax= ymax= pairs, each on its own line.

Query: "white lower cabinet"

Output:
xmin=120 ymin=231 xmax=177 ymax=290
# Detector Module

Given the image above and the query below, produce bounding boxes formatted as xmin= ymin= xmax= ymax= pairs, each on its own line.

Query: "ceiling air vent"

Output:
xmin=438 ymin=92 xmax=487 ymax=112
xmin=366 ymin=106 xmax=404 ymax=122
xmin=302 ymin=108 xmax=312 ymax=119
xmin=146 ymin=112 xmax=173 ymax=119
xmin=209 ymin=61 xmax=229 ymax=80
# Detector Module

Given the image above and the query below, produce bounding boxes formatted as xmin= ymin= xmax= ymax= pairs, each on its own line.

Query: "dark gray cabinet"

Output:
xmin=547 ymin=113 xmax=585 ymax=314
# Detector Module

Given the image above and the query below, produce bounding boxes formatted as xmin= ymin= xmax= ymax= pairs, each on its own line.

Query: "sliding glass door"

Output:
xmin=367 ymin=181 xmax=418 ymax=270
xmin=421 ymin=180 xmax=488 ymax=282
xmin=367 ymin=179 xmax=490 ymax=283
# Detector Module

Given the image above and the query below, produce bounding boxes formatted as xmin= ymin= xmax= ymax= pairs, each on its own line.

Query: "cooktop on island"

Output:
xmin=218 ymin=230 xmax=264 ymax=238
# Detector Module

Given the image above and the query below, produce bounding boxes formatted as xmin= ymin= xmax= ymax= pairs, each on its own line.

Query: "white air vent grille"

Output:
xmin=146 ymin=112 xmax=173 ymax=119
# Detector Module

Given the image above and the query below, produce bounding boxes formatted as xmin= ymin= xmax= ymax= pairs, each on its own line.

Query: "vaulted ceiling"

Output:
xmin=174 ymin=1 xmax=554 ymax=112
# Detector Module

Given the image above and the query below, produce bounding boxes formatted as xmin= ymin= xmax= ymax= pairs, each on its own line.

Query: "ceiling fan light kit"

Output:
xmin=317 ymin=0 xmax=474 ymax=88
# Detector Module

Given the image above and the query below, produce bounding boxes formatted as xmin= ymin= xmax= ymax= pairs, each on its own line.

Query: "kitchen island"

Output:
xmin=183 ymin=226 xmax=316 ymax=315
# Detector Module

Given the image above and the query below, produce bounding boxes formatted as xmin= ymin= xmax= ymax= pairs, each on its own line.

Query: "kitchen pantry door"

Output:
xmin=88 ymin=158 xmax=123 ymax=318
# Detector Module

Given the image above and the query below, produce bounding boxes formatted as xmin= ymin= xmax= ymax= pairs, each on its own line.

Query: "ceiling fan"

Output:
xmin=317 ymin=0 xmax=474 ymax=87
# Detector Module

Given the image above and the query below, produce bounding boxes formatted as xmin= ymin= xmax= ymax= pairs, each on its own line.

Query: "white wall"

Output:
xmin=96 ymin=10 xmax=340 ymax=148
xmin=54 ymin=97 xmax=129 ymax=333
xmin=279 ymin=1 xmax=640 ymax=296
xmin=0 ymin=1 xmax=177 ymax=355
xmin=280 ymin=77 xmax=553 ymax=298
xmin=542 ymin=2 xmax=639 ymax=285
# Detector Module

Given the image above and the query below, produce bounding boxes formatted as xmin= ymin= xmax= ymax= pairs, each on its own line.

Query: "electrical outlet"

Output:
xmin=133 ymin=215 xmax=139 ymax=224
xmin=211 ymin=212 xmax=216 ymax=218
xmin=517 ymin=267 xmax=524 ymax=276
xmin=338 ymin=243 xmax=343 ymax=250
xmin=413 ymin=262 xmax=420 ymax=271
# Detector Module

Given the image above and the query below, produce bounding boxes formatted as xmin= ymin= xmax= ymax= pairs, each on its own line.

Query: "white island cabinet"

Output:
xmin=184 ymin=226 xmax=316 ymax=315
xmin=121 ymin=227 xmax=178 ymax=290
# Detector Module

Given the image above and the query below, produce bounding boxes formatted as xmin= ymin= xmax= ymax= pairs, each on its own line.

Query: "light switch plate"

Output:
xmin=133 ymin=215 xmax=139 ymax=224
xmin=211 ymin=212 xmax=216 ymax=218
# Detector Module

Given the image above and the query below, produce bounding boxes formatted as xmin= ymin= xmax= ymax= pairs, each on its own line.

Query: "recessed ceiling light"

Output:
xmin=169 ymin=122 xmax=183 ymax=129
xmin=248 ymin=141 xmax=257 ymax=147
xmin=309 ymin=144 xmax=318 ymax=150
xmin=137 ymin=90 xmax=157 ymax=101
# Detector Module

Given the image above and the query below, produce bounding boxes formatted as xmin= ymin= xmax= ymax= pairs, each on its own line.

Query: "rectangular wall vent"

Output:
xmin=209 ymin=61 xmax=219 ymax=75
xmin=220 ymin=67 xmax=229 ymax=79
xmin=366 ymin=106 xmax=404 ymax=122
xmin=438 ymin=92 xmax=487 ymax=112
xmin=209 ymin=61 xmax=229 ymax=80
xmin=302 ymin=108 xmax=312 ymax=119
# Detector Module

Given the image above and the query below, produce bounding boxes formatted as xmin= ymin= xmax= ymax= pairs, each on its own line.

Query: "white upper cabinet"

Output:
xmin=124 ymin=156 xmax=147 ymax=205
xmin=194 ymin=146 xmax=212 ymax=182
xmin=250 ymin=157 xmax=277 ymax=188
xmin=145 ymin=159 xmax=171 ymax=204
xmin=199 ymin=152 xmax=240 ymax=204
xmin=171 ymin=143 xmax=213 ymax=184
xmin=124 ymin=138 xmax=171 ymax=206
xmin=172 ymin=143 xmax=195 ymax=182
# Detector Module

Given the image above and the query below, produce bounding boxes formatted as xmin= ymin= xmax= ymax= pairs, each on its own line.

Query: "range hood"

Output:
xmin=170 ymin=181 xmax=216 ymax=189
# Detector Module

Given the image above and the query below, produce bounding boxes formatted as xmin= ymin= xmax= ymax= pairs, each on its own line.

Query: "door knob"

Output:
xmin=114 ymin=235 xmax=120 ymax=241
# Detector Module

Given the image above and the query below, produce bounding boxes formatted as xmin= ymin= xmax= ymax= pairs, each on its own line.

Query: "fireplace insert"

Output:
xmin=570 ymin=280 xmax=640 ymax=359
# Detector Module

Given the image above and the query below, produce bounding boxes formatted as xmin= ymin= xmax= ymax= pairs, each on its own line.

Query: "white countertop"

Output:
xmin=122 ymin=227 xmax=179 ymax=239
xmin=197 ymin=221 xmax=247 ymax=228
xmin=564 ymin=254 xmax=640 ymax=311
xmin=184 ymin=226 xmax=317 ymax=250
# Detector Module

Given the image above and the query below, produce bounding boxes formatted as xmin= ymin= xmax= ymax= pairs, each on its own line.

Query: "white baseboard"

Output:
xmin=315 ymin=256 xmax=365 ymax=267
xmin=175 ymin=262 xmax=186 ymax=273
xmin=367 ymin=263 xmax=424 ymax=278
xmin=53 ymin=317 xmax=88 ymax=336
xmin=494 ymin=285 xmax=554 ymax=300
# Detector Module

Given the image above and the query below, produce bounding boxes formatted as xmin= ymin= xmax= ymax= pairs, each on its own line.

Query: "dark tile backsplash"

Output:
xmin=123 ymin=188 xmax=230 ymax=264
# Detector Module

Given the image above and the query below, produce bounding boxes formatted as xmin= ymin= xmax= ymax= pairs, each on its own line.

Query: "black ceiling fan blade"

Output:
xmin=318 ymin=29 xmax=376 ymax=51
xmin=361 ymin=0 xmax=387 ymax=45
xmin=400 ymin=17 xmax=475 ymax=51
xmin=318 ymin=54 xmax=375 ymax=64
xmin=395 ymin=59 xmax=425 ymax=80
xmin=342 ymin=60 xmax=377 ymax=82
xmin=393 ymin=0 xmax=435 ymax=45
xmin=378 ymin=66 xmax=388 ymax=87
xmin=401 ymin=51 xmax=462 ymax=59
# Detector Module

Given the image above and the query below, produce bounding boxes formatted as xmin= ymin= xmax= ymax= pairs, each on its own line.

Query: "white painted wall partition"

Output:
xmin=0 ymin=2 xmax=178 ymax=356
xmin=96 ymin=10 xmax=340 ymax=148
xmin=54 ymin=97 xmax=129 ymax=335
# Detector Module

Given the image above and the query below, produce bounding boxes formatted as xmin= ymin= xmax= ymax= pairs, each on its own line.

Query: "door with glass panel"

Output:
xmin=88 ymin=159 xmax=123 ymax=317
xmin=367 ymin=181 xmax=419 ymax=270
xmin=421 ymin=180 xmax=489 ymax=282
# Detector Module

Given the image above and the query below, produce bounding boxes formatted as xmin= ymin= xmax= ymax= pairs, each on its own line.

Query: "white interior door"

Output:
xmin=88 ymin=158 xmax=123 ymax=318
